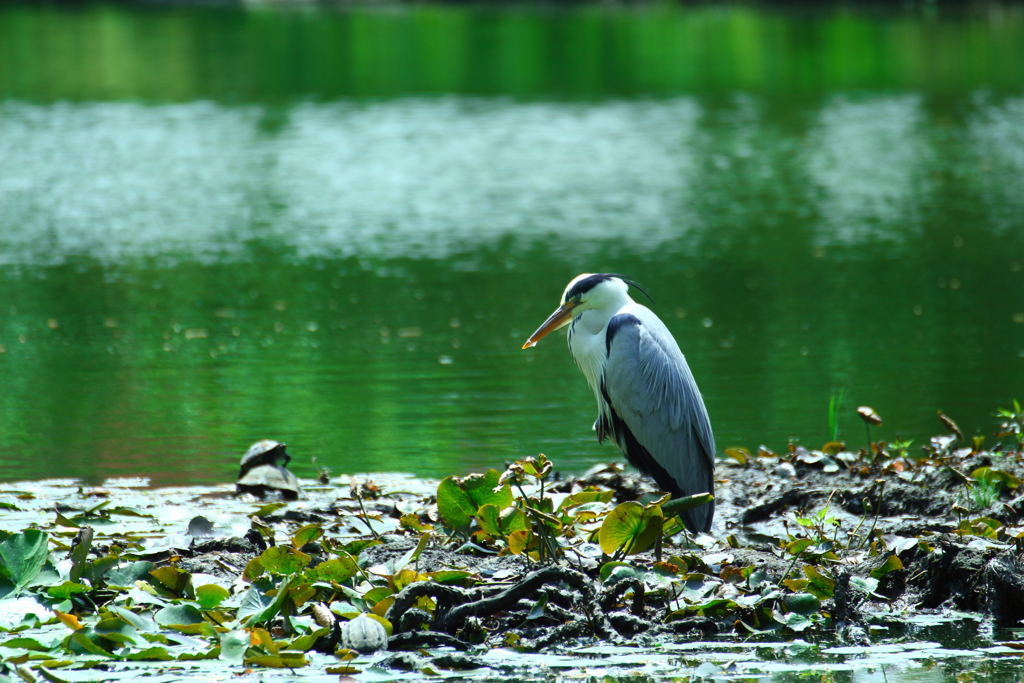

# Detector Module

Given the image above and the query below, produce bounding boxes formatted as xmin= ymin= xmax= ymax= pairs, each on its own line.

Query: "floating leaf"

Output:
xmin=154 ymin=604 xmax=204 ymax=627
xmin=236 ymin=585 xmax=276 ymax=624
xmin=105 ymin=561 xmax=156 ymax=588
xmin=400 ymin=514 xmax=432 ymax=532
xmin=124 ymin=646 xmax=175 ymax=661
xmin=196 ymin=584 xmax=230 ymax=609
xmin=68 ymin=631 xmax=114 ymax=658
xmin=427 ymin=570 xmax=474 ymax=586
xmin=149 ymin=566 xmax=192 ymax=595
xmin=46 ymin=582 xmax=89 ymax=600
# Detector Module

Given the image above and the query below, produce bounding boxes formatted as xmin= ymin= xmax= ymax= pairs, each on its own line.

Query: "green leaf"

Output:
xmin=47 ymin=581 xmax=90 ymax=599
xmin=240 ymin=578 xmax=291 ymax=627
xmin=236 ymin=586 xmax=275 ymax=623
xmin=500 ymin=507 xmax=529 ymax=534
xmin=557 ymin=490 xmax=616 ymax=511
xmin=393 ymin=533 xmax=430 ymax=573
xmin=0 ymin=529 xmax=49 ymax=589
xmin=436 ymin=477 xmax=476 ymax=532
xmin=870 ymin=554 xmax=904 ymax=580
xmin=661 ymin=493 xmax=715 ymax=518
xmin=107 ymin=605 xmax=159 ymax=633
xmin=426 ymin=570 xmax=474 ymax=585
xmin=306 ymin=557 xmax=359 ymax=584
xmin=84 ymin=555 xmax=120 ymax=585
xmin=94 ymin=616 xmax=140 ymax=646
xmin=783 ymin=592 xmax=821 ymax=615
xmin=971 ymin=467 xmax=1021 ymax=490
xmin=291 ymin=524 xmax=324 ymax=548
xmin=68 ymin=527 xmax=93 ymax=583
xmin=476 ymin=504 xmax=502 ymax=537
xmin=464 ymin=471 xmax=512 ymax=509
xmin=598 ymin=502 xmax=664 ymax=555
xmin=339 ymin=539 xmax=380 ymax=556
xmin=220 ymin=629 xmax=250 ymax=665
xmin=785 ymin=539 xmax=814 ymax=555
xmin=68 ymin=631 xmax=114 ymax=658
xmin=723 ymin=448 xmax=749 ymax=466
xmin=196 ymin=584 xmax=230 ymax=609
xmin=124 ymin=646 xmax=175 ymax=661
xmin=526 ymin=592 xmax=548 ymax=620
xmin=154 ymin=604 xmax=204 ymax=627
xmin=850 ymin=576 xmax=881 ymax=597
xmin=257 ymin=546 xmax=311 ymax=575
xmin=802 ymin=565 xmax=835 ymax=599
xmin=105 ymin=561 xmax=155 ymax=587
xmin=600 ymin=562 xmax=644 ymax=584
xmin=438 ymin=470 xmax=513 ymax=533
xmin=149 ymin=566 xmax=192 ymax=594
xmin=774 ymin=611 xmax=812 ymax=631
xmin=252 ymin=502 xmax=287 ymax=518
xmin=3 ymin=637 xmax=53 ymax=652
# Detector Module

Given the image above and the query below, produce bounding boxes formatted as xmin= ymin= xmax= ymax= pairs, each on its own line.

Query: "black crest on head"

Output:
xmin=565 ymin=273 xmax=654 ymax=304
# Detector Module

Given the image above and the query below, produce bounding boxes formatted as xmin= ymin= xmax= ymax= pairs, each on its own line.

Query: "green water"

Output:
xmin=0 ymin=3 xmax=1022 ymax=487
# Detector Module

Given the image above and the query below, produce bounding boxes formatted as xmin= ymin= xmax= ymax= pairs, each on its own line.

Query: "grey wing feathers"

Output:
xmin=603 ymin=308 xmax=715 ymax=531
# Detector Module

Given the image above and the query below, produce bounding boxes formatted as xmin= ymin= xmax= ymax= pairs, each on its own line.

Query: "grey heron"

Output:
xmin=522 ymin=273 xmax=715 ymax=533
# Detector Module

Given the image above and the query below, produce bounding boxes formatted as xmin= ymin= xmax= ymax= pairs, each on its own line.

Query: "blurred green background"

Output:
xmin=0 ymin=2 xmax=1022 ymax=486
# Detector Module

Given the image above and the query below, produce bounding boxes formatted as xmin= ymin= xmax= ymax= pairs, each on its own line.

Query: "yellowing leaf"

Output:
xmin=54 ymin=610 xmax=82 ymax=631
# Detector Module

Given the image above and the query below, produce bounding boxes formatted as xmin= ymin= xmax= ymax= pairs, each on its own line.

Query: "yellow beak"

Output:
xmin=522 ymin=303 xmax=576 ymax=349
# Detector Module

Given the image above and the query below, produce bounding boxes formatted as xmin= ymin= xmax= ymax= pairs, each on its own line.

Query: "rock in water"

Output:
xmin=341 ymin=614 xmax=388 ymax=653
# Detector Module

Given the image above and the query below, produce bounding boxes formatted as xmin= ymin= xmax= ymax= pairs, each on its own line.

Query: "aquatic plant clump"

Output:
xmin=1 ymin=405 xmax=1024 ymax=679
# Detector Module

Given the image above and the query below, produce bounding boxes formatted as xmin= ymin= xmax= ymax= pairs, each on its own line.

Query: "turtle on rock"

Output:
xmin=235 ymin=440 xmax=301 ymax=500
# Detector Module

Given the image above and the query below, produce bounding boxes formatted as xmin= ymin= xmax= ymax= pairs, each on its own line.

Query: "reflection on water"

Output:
xmin=0 ymin=3 xmax=1022 ymax=488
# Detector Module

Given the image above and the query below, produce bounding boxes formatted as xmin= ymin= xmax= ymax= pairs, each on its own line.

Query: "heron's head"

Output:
xmin=522 ymin=273 xmax=649 ymax=349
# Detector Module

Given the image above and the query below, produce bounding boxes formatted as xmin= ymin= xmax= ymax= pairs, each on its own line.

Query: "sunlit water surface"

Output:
xmin=0 ymin=3 xmax=1022 ymax=488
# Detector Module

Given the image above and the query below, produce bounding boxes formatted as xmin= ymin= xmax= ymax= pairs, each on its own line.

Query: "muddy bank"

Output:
xmin=1 ymin=417 xmax=1024 ymax=679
